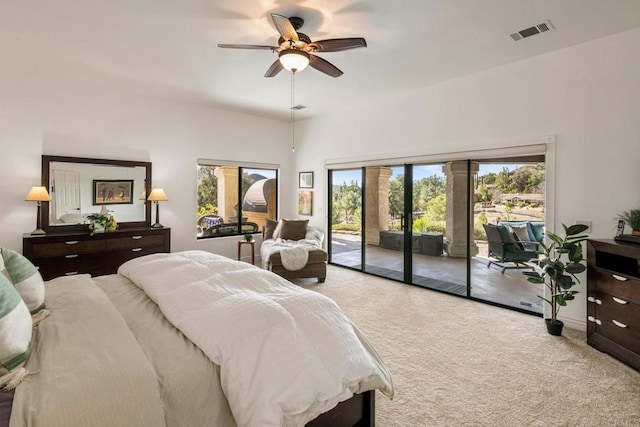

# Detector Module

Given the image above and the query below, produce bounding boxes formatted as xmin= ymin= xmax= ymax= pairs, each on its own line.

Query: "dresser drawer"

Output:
xmin=595 ymin=270 xmax=640 ymax=303
xmin=596 ymin=291 xmax=640 ymax=329
xmin=32 ymin=239 xmax=106 ymax=258
xmin=34 ymin=253 xmax=106 ymax=280
xmin=595 ymin=309 xmax=640 ymax=354
xmin=106 ymin=234 xmax=165 ymax=250
xmin=106 ymin=247 xmax=164 ymax=272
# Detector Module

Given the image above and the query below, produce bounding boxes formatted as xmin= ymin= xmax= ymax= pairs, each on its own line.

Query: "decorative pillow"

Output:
xmin=279 ymin=219 xmax=309 ymax=241
xmin=1 ymin=248 xmax=46 ymax=314
xmin=0 ymin=251 xmax=11 ymax=282
xmin=263 ymin=218 xmax=279 ymax=240
xmin=0 ymin=273 xmax=32 ymax=390
xmin=510 ymin=224 xmax=530 ymax=242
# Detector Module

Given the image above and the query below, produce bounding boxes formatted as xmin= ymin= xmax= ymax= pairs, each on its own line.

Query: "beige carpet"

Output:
xmin=302 ymin=265 xmax=640 ymax=427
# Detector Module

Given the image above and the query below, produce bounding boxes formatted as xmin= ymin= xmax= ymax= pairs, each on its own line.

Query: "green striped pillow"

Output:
xmin=0 ymin=273 xmax=32 ymax=389
xmin=1 ymin=248 xmax=46 ymax=314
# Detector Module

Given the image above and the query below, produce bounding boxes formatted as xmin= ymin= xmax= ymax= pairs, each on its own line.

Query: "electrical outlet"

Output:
xmin=576 ymin=220 xmax=592 ymax=233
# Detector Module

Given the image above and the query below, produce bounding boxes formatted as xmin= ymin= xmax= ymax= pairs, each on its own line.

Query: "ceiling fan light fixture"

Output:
xmin=279 ymin=49 xmax=310 ymax=72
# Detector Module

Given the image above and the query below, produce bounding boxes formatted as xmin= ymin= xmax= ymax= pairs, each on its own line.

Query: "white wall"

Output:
xmin=292 ymin=28 xmax=640 ymax=329
xmin=0 ymin=68 xmax=291 ymax=259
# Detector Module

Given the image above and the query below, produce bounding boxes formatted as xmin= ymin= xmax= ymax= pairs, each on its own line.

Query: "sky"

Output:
xmin=331 ymin=163 xmax=525 ymax=186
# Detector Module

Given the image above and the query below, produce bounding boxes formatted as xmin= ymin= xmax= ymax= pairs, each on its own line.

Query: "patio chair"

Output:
xmin=483 ymin=224 xmax=538 ymax=274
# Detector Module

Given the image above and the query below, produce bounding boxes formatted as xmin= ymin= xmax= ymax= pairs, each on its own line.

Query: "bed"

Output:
xmin=2 ymin=250 xmax=393 ymax=427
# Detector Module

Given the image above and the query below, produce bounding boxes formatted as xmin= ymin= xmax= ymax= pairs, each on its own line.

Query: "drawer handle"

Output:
xmin=612 ymin=320 xmax=628 ymax=328
xmin=65 ymin=254 xmax=79 ymax=259
xmin=612 ymin=297 xmax=628 ymax=305
xmin=132 ymin=236 xmax=143 ymax=240
xmin=587 ymin=316 xmax=602 ymax=325
xmin=131 ymin=248 xmax=143 ymax=252
xmin=611 ymin=274 xmax=628 ymax=281
xmin=587 ymin=296 xmax=602 ymax=305
xmin=65 ymin=271 xmax=78 ymax=276
xmin=65 ymin=241 xmax=79 ymax=245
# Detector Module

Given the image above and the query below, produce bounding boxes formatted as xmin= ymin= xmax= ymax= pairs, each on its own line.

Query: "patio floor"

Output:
xmin=330 ymin=236 xmax=543 ymax=314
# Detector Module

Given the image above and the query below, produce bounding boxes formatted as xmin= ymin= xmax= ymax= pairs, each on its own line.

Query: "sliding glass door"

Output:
xmin=327 ymin=154 xmax=545 ymax=316
xmin=328 ymin=169 xmax=363 ymax=270
xmin=410 ymin=162 xmax=468 ymax=296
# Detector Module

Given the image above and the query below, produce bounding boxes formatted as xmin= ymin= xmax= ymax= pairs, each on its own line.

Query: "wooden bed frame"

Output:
xmin=306 ymin=390 xmax=375 ymax=427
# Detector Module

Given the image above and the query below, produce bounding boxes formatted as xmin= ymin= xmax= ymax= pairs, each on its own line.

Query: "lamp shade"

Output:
xmin=25 ymin=186 xmax=51 ymax=202
xmin=279 ymin=49 xmax=310 ymax=72
xmin=139 ymin=190 xmax=147 ymax=200
xmin=147 ymin=189 xmax=168 ymax=202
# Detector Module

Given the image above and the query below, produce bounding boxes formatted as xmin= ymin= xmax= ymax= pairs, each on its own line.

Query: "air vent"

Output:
xmin=510 ymin=20 xmax=554 ymax=41
xmin=291 ymin=105 xmax=306 ymax=110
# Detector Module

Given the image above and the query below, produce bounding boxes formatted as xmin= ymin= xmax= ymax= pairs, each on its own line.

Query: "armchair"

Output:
xmin=483 ymin=224 xmax=538 ymax=274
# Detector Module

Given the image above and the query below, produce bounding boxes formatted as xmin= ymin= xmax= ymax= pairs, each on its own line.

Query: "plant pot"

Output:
xmin=545 ymin=318 xmax=564 ymax=336
xmin=632 ymin=230 xmax=640 ymax=237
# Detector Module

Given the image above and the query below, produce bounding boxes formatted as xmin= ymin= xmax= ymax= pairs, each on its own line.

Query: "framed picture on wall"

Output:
xmin=93 ymin=179 xmax=134 ymax=205
xmin=298 ymin=190 xmax=313 ymax=216
xmin=299 ymin=171 xmax=314 ymax=189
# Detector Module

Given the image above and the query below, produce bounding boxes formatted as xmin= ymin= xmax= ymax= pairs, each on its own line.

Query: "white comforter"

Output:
xmin=118 ymin=251 xmax=392 ymax=427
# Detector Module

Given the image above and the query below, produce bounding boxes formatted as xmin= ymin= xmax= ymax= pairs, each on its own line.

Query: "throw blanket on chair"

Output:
xmin=261 ymin=238 xmax=320 ymax=271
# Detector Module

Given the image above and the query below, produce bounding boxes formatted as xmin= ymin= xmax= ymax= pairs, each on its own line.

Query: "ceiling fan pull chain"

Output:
xmin=291 ymin=71 xmax=296 ymax=152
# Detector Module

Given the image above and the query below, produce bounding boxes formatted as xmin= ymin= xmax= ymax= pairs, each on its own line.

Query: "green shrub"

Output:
xmin=332 ymin=223 xmax=361 ymax=232
xmin=197 ymin=204 xmax=217 ymax=219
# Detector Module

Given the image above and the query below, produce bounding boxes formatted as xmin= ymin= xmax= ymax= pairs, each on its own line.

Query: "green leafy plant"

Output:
xmin=523 ymin=223 xmax=589 ymax=325
xmin=618 ymin=209 xmax=640 ymax=232
xmin=86 ymin=213 xmax=117 ymax=235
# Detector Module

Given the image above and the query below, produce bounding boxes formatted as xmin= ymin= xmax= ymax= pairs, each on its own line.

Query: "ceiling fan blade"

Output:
xmin=271 ymin=13 xmax=299 ymax=42
xmin=310 ymin=38 xmax=367 ymax=52
xmin=309 ymin=55 xmax=343 ymax=78
xmin=218 ymin=44 xmax=277 ymax=50
xmin=264 ymin=59 xmax=284 ymax=78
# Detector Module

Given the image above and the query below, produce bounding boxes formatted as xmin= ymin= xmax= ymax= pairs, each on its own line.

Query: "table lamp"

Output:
xmin=147 ymin=189 xmax=168 ymax=228
xmin=25 ymin=186 xmax=51 ymax=235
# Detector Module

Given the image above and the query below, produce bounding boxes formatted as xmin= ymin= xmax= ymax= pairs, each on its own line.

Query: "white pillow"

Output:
xmin=0 ymin=273 xmax=32 ymax=390
xmin=1 ymin=248 xmax=46 ymax=314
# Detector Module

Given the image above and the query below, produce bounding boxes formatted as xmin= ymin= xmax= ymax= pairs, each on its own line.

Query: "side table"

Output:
xmin=237 ymin=240 xmax=255 ymax=265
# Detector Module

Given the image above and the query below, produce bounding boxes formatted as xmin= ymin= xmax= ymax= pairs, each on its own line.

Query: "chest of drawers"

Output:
xmin=587 ymin=239 xmax=640 ymax=371
xmin=23 ymin=228 xmax=171 ymax=280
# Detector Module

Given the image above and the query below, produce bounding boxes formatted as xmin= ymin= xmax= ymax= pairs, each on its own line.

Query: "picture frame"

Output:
xmin=298 ymin=190 xmax=313 ymax=216
xmin=93 ymin=179 xmax=134 ymax=205
xmin=299 ymin=171 xmax=314 ymax=189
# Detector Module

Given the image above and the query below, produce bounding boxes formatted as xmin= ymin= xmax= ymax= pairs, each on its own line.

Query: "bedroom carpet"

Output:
xmin=302 ymin=265 xmax=640 ymax=427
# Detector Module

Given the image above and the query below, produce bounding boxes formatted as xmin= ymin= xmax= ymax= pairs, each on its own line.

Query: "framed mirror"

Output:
xmin=41 ymin=155 xmax=152 ymax=232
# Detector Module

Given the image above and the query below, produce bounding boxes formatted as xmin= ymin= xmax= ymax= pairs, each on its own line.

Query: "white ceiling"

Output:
xmin=3 ymin=0 xmax=640 ymax=121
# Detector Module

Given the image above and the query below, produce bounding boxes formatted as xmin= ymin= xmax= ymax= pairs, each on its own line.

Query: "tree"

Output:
xmin=197 ymin=166 xmax=218 ymax=212
xmin=388 ymin=175 xmax=404 ymax=218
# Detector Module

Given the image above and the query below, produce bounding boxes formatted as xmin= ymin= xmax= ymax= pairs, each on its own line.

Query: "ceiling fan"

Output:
xmin=218 ymin=13 xmax=367 ymax=77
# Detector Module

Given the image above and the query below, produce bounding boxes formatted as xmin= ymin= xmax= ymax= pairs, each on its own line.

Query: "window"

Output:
xmin=197 ymin=160 xmax=278 ymax=239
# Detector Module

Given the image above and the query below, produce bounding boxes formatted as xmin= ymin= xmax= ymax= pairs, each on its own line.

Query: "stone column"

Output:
xmin=442 ymin=161 xmax=479 ymax=258
xmin=365 ymin=167 xmax=393 ymax=245
xmin=214 ymin=166 xmax=239 ymax=222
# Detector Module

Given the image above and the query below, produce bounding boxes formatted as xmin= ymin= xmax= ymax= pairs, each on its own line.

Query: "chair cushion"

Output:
xmin=279 ymin=219 xmax=309 ymax=241
xmin=270 ymin=249 xmax=327 ymax=265
xmin=263 ymin=218 xmax=279 ymax=240
xmin=528 ymin=222 xmax=545 ymax=243
xmin=510 ymin=224 xmax=530 ymax=242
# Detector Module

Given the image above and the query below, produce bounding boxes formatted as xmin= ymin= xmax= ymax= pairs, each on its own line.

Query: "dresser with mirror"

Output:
xmin=23 ymin=155 xmax=170 ymax=280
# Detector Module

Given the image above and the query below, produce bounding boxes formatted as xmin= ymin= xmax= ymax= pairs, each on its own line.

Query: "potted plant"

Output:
xmin=618 ymin=209 xmax=640 ymax=236
xmin=523 ymin=223 xmax=589 ymax=336
xmin=86 ymin=213 xmax=118 ymax=235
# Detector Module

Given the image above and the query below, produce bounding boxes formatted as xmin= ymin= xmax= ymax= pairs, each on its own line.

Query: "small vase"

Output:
xmin=545 ymin=318 xmax=564 ymax=336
